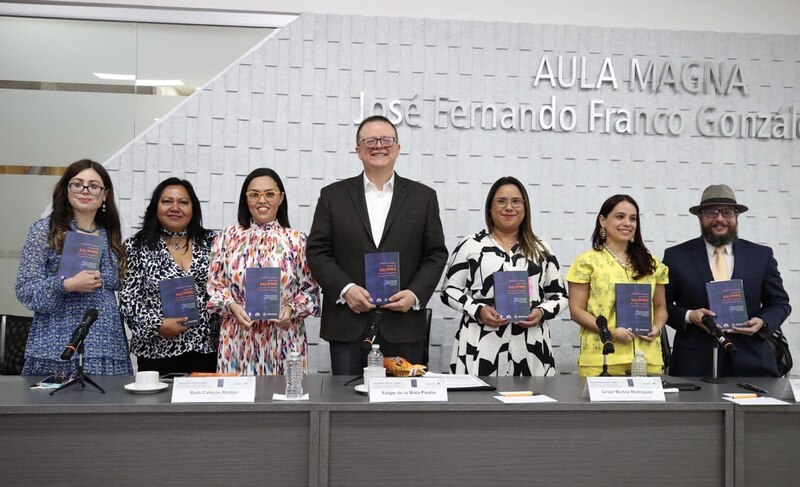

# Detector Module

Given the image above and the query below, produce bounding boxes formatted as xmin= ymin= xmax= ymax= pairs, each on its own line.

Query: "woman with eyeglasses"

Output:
xmin=441 ymin=176 xmax=568 ymax=376
xmin=207 ymin=168 xmax=320 ymax=375
xmin=119 ymin=178 xmax=219 ymax=374
xmin=15 ymin=159 xmax=132 ymax=376
xmin=565 ymin=194 xmax=668 ymax=376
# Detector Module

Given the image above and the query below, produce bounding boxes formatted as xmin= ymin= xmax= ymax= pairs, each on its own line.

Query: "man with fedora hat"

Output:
xmin=663 ymin=184 xmax=791 ymax=377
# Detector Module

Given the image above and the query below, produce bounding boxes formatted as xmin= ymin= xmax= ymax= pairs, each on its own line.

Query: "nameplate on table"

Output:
xmin=171 ymin=377 xmax=256 ymax=403
xmin=368 ymin=377 xmax=448 ymax=403
xmin=586 ymin=377 xmax=665 ymax=402
xmin=782 ymin=379 xmax=800 ymax=402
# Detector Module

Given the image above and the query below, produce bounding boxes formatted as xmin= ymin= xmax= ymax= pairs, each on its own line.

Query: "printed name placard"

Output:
xmin=782 ymin=379 xmax=800 ymax=402
xmin=585 ymin=377 xmax=665 ymax=402
xmin=368 ymin=377 xmax=448 ymax=403
xmin=171 ymin=377 xmax=256 ymax=403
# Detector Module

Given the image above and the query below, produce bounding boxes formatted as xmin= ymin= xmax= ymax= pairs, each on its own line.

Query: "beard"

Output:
xmin=701 ymin=221 xmax=738 ymax=246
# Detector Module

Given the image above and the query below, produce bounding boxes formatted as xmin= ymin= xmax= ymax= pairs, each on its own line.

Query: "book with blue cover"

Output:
xmin=159 ymin=276 xmax=200 ymax=327
xmin=615 ymin=283 xmax=652 ymax=335
xmin=494 ymin=270 xmax=530 ymax=321
xmin=706 ymin=279 xmax=747 ymax=330
xmin=364 ymin=252 xmax=400 ymax=305
xmin=245 ymin=267 xmax=281 ymax=320
xmin=57 ymin=231 xmax=102 ymax=279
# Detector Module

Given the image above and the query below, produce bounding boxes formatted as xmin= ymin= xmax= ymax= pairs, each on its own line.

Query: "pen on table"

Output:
xmin=737 ymin=383 xmax=768 ymax=394
xmin=728 ymin=393 xmax=759 ymax=399
xmin=499 ymin=391 xmax=537 ymax=397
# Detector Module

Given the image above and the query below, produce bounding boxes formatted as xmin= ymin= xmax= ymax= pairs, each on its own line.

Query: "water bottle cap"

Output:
xmin=371 ymin=344 xmax=380 ymax=350
xmin=635 ymin=350 xmax=644 ymax=356
xmin=289 ymin=351 xmax=300 ymax=358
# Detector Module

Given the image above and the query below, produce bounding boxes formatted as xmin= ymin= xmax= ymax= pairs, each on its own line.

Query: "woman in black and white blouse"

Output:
xmin=441 ymin=176 xmax=568 ymax=376
xmin=120 ymin=178 xmax=219 ymax=374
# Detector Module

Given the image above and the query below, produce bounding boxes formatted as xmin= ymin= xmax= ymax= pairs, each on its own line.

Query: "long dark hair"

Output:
xmin=591 ymin=194 xmax=656 ymax=279
xmin=484 ymin=176 xmax=550 ymax=262
xmin=132 ymin=177 xmax=211 ymax=250
xmin=237 ymin=168 xmax=290 ymax=228
xmin=49 ymin=159 xmax=126 ymax=279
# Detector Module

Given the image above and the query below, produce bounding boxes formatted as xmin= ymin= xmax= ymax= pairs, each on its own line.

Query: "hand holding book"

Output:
xmin=63 ymin=270 xmax=103 ymax=293
xmin=158 ymin=316 xmax=190 ymax=339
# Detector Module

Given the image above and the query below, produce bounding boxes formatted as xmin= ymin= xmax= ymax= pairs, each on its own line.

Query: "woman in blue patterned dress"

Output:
xmin=120 ymin=178 xmax=219 ymax=374
xmin=441 ymin=176 xmax=568 ymax=376
xmin=15 ymin=159 xmax=132 ymax=376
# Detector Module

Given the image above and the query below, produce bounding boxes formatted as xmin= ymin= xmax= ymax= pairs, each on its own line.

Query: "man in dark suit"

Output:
xmin=663 ymin=184 xmax=791 ymax=377
xmin=307 ymin=115 xmax=448 ymax=375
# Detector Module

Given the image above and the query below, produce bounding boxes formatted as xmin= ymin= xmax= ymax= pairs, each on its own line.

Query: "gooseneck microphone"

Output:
xmin=701 ymin=315 xmax=737 ymax=354
xmin=361 ymin=310 xmax=383 ymax=351
xmin=596 ymin=315 xmax=615 ymax=354
xmin=61 ymin=308 xmax=99 ymax=360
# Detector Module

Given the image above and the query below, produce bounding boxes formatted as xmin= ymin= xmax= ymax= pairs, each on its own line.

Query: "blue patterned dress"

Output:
xmin=15 ymin=219 xmax=133 ymax=376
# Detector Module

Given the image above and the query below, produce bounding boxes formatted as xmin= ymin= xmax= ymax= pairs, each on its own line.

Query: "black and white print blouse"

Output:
xmin=440 ymin=229 xmax=568 ymax=376
xmin=119 ymin=232 xmax=220 ymax=359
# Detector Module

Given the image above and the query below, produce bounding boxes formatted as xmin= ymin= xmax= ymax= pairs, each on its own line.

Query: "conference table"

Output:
xmin=0 ymin=374 xmax=797 ymax=486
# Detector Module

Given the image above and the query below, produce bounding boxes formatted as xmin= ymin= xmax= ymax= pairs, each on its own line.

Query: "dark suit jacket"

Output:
xmin=663 ymin=237 xmax=791 ymax=377
xmin=306 ymin=173 xmax=448 ymax=343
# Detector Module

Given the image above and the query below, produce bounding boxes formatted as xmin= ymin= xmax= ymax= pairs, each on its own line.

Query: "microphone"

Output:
xmin=361 ymin=310 xmax=383 ymax=351
xmin=596 ymin=315 xmax=615 ymax=354
xmin=60 ymin=308 xmax=99 ymax=360
xmin=701 ymin=315 xmax=737 ymax=354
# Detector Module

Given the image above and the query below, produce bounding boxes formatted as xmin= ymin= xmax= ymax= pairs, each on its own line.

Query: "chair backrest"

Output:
xmin=423 ymin=308 xmax=432 ymax=367
xmin=0 ymin=315 xmax=33 ymax=375
xmin=660 ymin=326 xmax=672 ymax=374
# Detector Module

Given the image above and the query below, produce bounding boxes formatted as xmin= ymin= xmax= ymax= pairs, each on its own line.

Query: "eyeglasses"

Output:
xmin=493 ymin=197 xmax=525 ymax=208
xmin=358 ymin=136 xmax=397 ymax=148
xmin=68 ymin=182 xmax=105 ymax=196
xmin=700 ymin=208 xmax=738 ymax=219
xmin=246 ymin=190 xmax=282 ymax=202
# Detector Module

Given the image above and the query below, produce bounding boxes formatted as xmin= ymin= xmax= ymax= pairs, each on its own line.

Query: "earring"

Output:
xmin=102 ymin=201 xmax=106 ymax=213
xmin=599 ymin=227 xmax=607 ymax=240
xmin=629 ymin=235 xmax=635 ymax=243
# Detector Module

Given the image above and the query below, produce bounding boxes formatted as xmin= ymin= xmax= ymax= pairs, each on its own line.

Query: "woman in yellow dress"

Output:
xmin=565 ymin=194 xmax=668 ymax=376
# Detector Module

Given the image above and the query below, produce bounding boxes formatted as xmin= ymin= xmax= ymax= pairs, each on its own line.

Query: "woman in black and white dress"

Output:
xmin=441 ymin=176 xmax=568 ymax=376
xmin=119 ymin=177 xmax=219 ymax=374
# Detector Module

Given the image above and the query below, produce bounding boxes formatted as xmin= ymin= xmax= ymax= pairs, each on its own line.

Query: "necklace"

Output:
xmin=491 ymin=232 xmax=517 ymax=251
xmin=603 ymin=244 xmax=630 ymax=268
xmin=162 ymin=229 xmax=188 ymax=251
xmin=76 ymin=224 xmax=97 ymax=233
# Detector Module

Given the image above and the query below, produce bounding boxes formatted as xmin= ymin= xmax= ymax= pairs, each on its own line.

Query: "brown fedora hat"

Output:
xmin=689 ymin=184 xmax=749 ymax=215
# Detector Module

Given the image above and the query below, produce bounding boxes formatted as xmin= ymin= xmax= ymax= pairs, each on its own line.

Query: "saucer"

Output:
xmin=124 ymin=382 xmax=169 ymax=394
xmin=354 ymin=384 xmax=368 ymax=394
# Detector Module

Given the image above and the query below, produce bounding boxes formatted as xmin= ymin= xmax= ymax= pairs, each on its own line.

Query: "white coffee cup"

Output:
xmin=363 ymin=366 xmax=386 ymax=391
xmin=135 ymin=370 xmax=160 ymax=388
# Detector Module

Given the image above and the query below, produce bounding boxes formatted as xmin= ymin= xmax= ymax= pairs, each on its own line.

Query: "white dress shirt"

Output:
xmin=364 ymin=172 xmax=395 ymax=247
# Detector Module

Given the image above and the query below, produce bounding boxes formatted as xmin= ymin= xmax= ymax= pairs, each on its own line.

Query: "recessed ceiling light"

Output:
xmin=93 ymin=72 xmax=135 ymax=81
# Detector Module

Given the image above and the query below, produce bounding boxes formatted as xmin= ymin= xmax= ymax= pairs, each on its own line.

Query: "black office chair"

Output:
xmin=660 ymin=326 xmax=672 ymax=375
xmin=0 ymin=314 xmax=33 ymax=375
xmin=423 ymin=308 xmax=432 ymax=367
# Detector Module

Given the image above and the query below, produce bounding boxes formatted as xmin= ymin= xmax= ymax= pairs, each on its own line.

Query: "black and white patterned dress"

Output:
xmin=441 ymin=230 xmax=568 ymax=376
xmin=119 ymin=232 xmax=220 ymax=359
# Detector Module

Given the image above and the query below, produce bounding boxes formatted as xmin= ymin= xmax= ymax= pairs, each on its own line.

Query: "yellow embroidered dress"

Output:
xmin=565 ymin=248 xmax=668 ymax=373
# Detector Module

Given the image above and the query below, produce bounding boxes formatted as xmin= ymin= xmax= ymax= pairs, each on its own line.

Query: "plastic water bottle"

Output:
xmin=285 ymin=351 xmax=303 ymax=399
xmin=631 ymin=350 xmax=648 ymax=377
xmin=367 ymin=344 xmax=384 ymax=369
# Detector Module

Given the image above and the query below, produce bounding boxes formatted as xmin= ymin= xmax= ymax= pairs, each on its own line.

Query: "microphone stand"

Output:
xmin=600 ymin=345 xmax=612 ymax=377
xmin=700 ymin=338 xmax=727 ymax=384
xmin=51 ymin=342 xmax=106 ymax=395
